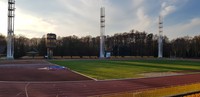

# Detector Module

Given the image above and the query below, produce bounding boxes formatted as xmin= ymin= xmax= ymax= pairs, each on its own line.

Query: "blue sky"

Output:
xmin=0 ymin=0 xmax=200 ymax=39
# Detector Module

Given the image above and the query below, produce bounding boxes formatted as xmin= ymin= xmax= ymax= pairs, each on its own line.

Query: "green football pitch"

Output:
xmin=50 ymin=59 xmax=200 ymax=80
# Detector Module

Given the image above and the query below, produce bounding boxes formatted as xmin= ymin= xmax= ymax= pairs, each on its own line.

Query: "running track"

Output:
xmin=0 ymin=60 xmax=200 ymax=97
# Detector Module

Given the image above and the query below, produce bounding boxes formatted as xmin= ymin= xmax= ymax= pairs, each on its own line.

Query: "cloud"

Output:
xmin=15 ymin=6 xmax=59 ymax=38
xmin=0 ymin=1 xmax=54 ymax=38
xmin=133 ymin=8 xmax=152 ymax=31
xmin=1 ymin=0 xmax=102 ymax=38
xmin=0 ymin=1 xmax=7 ymax=36
xmin=161 ymin=5 xmax=176 ymax=17
xmin=160 ymin=0 xmax=188 ymax=18
xmin=128 ymin=1 xmax=157 ymax=33
xmin=132 ymin=0 xmax=144 ymax=8
xmin=0 ymin=0 xmax=197 ymax=40
xmin=54 ymin=0 xmax=100 ymax=37
xmin=166 ymin=18 xmax=200 ymax=39
xmin=160 ymin=1 xmax=176 ymax=17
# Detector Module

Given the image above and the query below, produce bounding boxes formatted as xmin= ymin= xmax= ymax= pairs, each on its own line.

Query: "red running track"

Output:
xmin=1 ymin=73 xmax=200 ymax=97
xmin=1 ymin=60 xmax=200 ymax=97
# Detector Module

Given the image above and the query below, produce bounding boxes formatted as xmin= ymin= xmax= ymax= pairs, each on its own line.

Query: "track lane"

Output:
xmin=1 ymin=60 xmax=200 ymax=97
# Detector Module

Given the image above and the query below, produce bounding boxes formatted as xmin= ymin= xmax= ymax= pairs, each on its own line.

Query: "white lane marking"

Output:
xmin=15 ymin=92 xmax=22 ymax=97
xmin=25 ymin=83 xmax=30 ymax=97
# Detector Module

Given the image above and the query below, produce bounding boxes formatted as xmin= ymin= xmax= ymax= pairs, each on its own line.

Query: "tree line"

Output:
xmin=0 ymin=29 xmax=200 ymax=59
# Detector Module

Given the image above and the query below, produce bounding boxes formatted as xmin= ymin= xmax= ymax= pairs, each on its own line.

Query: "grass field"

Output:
xmin=50 ymin=59 xmax=200 ymax=80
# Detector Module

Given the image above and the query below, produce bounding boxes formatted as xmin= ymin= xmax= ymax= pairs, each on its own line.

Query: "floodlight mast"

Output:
xmin=100 ymin=7 xmax=105 ymax=58
xmin=158 ymin=15 xmax=163 ymax=58
xmin=7 ymin=0 xmax=15 ymax=59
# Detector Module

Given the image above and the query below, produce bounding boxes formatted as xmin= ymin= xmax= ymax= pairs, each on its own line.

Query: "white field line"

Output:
xmin=70 ymin=69 xmax=97 ymax=81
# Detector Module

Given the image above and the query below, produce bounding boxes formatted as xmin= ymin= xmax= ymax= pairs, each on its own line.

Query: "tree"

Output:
xmin=0 ymin=34 xmax=6 ymax=55
xmin=14 ymin=35 xmax=29 ymax=58
xmin=38 ymin=35 xmax=47 ymax=56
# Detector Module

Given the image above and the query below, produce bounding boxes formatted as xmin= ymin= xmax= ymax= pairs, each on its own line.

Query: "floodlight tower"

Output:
xmin=158 ymin=15 xmax=163 ymax=58
xmin=7 ymin=0 xmax=15 ymax=59
xmin=100 ymin=7 xmax=105 ymax=58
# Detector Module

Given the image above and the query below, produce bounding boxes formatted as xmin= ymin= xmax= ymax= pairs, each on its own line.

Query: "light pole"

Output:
xmin=7 ymin=0 xmax=15 ymax=59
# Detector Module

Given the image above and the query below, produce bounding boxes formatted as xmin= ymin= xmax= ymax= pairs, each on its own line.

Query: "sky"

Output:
xmin=0 ymin=0 xmax=200 ymax=40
